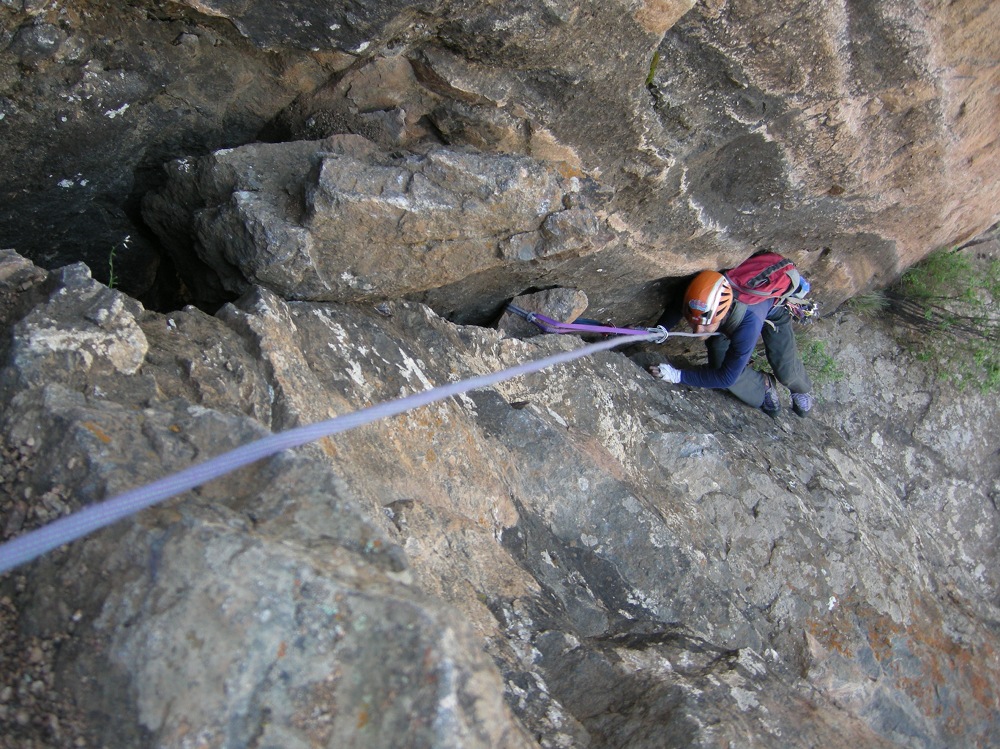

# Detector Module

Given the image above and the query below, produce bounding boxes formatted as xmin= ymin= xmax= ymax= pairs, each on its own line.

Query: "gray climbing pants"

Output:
xmin=706 ymin=304 xmax=812 ymax=408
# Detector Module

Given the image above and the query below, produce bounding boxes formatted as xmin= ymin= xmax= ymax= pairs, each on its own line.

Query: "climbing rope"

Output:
xmin=505 ymin=304 xmax=716 ymax=340
xmin=0 ymin=331 xmax=659 ymax=575
xmin=506 ymin=304 xmax=669 ymax=341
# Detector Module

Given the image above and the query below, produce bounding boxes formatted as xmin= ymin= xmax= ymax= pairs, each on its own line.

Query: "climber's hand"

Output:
xmin=649 ymin=362 xmax=682 ymax=384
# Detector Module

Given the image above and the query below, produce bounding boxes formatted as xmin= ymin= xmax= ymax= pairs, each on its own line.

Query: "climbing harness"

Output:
xmin=506 ymin=304 xmax=715 ymax=342
xmin=0 ymin=330 xmax=661 ymax=575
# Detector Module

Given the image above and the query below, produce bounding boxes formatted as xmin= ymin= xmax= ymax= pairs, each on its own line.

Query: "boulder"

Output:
xmin=142 ymin=136 xmax=615 ymax=318
xmin=497 ymin=288 xmax=591 ymax=339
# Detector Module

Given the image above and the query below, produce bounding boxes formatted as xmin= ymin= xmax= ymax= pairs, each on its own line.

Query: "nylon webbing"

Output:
xmin=505 ymin=304 xmax=716 ymax=340
xmin=0 ymin=332 xmax=656 ymax=575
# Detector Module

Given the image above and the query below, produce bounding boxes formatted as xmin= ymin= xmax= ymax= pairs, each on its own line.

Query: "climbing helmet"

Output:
xmin=683 ymin=271 xmax=734 ymax=327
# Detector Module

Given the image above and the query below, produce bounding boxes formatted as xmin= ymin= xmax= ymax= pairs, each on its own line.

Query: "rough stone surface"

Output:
xmin=0 ymin=0 xmax=350 ymax=302
xmin=141 ymin=136 xmax=615 ymax=317
xmin=2 ymin=0 xmax=997 ymax=319
xmin=2 ymin=1 xmax=999 ymax=746
xmin=1 ymin=251 xmax=997 ymax=748
xmin=2 ymin=262 xmax=148 ymax=397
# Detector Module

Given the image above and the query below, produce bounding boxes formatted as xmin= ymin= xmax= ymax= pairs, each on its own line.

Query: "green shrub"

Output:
xmin=877 ymin=247 xmax=1000 ymax=393
xmin=750 ymin=330 xmax=843 ymax=387
xmin=847 ymin=292 xmax=889 ymax=316
xmin=798 ymin=335 xmax=844 ymax=385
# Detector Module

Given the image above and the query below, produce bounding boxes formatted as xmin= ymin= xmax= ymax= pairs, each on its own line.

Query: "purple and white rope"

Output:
xmin=507 ymin=306 xmax=717 ymax=340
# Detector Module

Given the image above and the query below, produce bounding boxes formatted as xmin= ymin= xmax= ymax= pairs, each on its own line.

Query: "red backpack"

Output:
xmin=724 ymin=252 xmax=808 ymax=305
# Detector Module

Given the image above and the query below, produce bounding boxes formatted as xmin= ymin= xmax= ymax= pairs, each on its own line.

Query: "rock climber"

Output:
xmin=647 ymin=269 xmax=814 ymax=416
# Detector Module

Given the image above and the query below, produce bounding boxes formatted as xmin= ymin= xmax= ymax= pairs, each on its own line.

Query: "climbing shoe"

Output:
xmin=761 ymin=375 xmax=781 ymax=417
xmin=791 ymin=392 xmax=814 ymax=417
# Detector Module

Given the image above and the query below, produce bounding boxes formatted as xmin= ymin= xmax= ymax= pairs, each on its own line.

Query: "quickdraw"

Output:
xmin=786 ymin=299 xmax=819 ymax=323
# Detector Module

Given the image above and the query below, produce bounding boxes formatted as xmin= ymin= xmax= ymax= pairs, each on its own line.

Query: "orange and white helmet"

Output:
xmin=683 ymin=271 xmax=733 ymax=327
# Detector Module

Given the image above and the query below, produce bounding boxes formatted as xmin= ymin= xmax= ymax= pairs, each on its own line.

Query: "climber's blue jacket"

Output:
xmin=657 ymin=298 xmax=775 ymax=389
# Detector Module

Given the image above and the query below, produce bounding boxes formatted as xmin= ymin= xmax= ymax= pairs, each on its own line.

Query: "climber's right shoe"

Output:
xmin=762 ymin=375 xmax=781 ymax=417
xmin=791 ymin=392 xmax=814 ymax=417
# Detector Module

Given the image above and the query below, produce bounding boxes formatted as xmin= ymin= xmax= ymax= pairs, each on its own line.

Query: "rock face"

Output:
xmin=2 ymin=0 xmax=999 ymax=746
xmin=2 ymin=0 xmax=998 ymax=317
xmin=140 ymin=135 xmax=614 ymax=319
xmin=0 ymin=0 xmax=351 ymax=301
xmin=1 ymin=249 xmax=997 ymax=748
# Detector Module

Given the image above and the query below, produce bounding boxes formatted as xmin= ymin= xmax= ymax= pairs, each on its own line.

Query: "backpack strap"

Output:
xmin=719 ymin=300 xmax=748 ymax=336
xmin=777 ymin=268 xmax=803 ymax=304
xmin=742 ymin=257 xmax=795 ymax=290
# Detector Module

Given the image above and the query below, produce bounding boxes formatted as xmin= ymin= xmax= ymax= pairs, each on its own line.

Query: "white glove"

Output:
xmin=650 ymin=362 xmax=682 ymax=384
